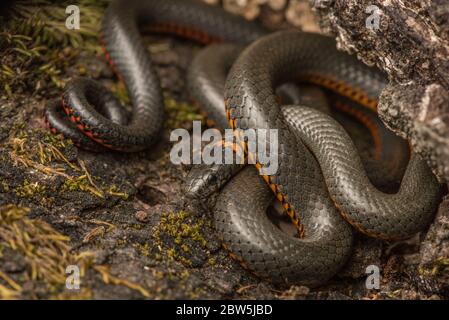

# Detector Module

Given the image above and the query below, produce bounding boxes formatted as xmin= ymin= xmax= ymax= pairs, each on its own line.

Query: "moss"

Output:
xmin=188 ymin=287 xmax=206 ymax=299
xmin=8 ymin=0 xmax=108 ymax=47
xmin=0 ymin=205 xmax=153 ymax=299
xmin=153 ymin=211 xmax=212 ymax=267
xmin=93 ymin=265 xmax=150 ymax=298
xmin=115 ymin=238 xmax=127 ymax=248
xmin=420 ymin=257 xmax=449 ymax=278
xmin=107 ymin=185 xmax=129 ymax=200
xmin=113 ymin=81 xmax=130 ymax=105
xmin=0 ymin=204 xmax=94 ymax=299
xmin=181 ymin=244 xmax=190 ymax=253
xmin=14 ymin=179 xmax=46 ymax=198
xmin=156 ymin=211 xmax=208 ymax=248
xmin=129 ymin=223 xmax=144 ymax=230
xmin=180 ymin=270 xmax=190 ymax=279
xmin=207 ymin=257 xmax=216 ymax=266
xmin=6 ymin=124 xmax=128 ymax=200
xmin=1 ymin=0 xmax=108 ymax=98
xmin=0 ymin=179 xmax=10 ymax=193
xmin=164 ymin=95 xmax=205 ymax=130
xmin=51 ymin=288 xmax=93 ymax=300
xmin=134 ymin=243 xmax=151 ymax=257
xmin=61 ymin=175 xmax=103 ymax=198
xmin=9 ymin=125 xmax=74 ymax=170
xmin=158 ymin=211 xmax=207 ymax=246
xmin=153 ymin=270 xmax=165 ymax=280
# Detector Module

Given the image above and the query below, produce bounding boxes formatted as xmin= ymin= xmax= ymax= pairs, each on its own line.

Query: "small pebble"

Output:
xmin=135 ymin=210 xmax=149 ymax=222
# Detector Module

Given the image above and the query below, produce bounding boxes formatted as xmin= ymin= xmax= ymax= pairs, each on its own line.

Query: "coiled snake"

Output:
xmin=44 ymin=0 xmax=441 ymax=286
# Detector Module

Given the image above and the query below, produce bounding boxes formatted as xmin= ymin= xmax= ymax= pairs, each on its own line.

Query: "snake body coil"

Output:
xmin=185 ymin=41 xmax=439 ymax=285
xmin=224 ymin=30 xmax=440 ymax=242
xmin=45 ymin=0 xmax=266 ymax=151
xmin=44 ymin=0 xmax=441 ymax=286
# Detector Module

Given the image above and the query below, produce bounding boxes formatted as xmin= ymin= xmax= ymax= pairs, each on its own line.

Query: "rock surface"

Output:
xmin=311 ymin=0 xmax=449 ymax=183
xmin=419 ymin=194 xmax=449 ymax=294
xmin=204 ymin=0 xmax=320 ymax=31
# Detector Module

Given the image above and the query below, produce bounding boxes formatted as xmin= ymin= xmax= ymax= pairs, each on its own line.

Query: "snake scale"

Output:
xmin=44 ymin=0 xmax=441 ymax=286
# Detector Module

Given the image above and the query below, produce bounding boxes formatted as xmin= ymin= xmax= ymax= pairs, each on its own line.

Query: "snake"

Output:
xmin=43 ymin=0 xmax=441 ymax=286
xmin=44 ymin=0 xmax=267 ymax=152
xmin=184 ymin=42 xmax=439 ymax=285
xmin=223 ymin=30 xmax=439 ymax=241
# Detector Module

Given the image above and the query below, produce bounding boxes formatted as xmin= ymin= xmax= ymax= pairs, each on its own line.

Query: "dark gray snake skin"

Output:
xmin=224 ymin=31 xmax=440 ymax=246
xmin=42 ymin=0 xmax=440 ymax=286
xmin=185 ymin=45 xmax=356 ymax=286
xmin=185 ymin=35 xmax=440 ymax=284
xmin=283 ymin=106 xmax=440 ymax=239
xmin=215 ymin=164 xmax=352 ymax=286
xmin=45 ymin=0 xmax=267 ymax=151
xmin=186 ymin=47 xmax=354 ymax=285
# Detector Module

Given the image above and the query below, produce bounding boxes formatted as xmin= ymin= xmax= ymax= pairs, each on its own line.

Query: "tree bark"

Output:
xmin=311 ymin=0 xmax=449 ymax=182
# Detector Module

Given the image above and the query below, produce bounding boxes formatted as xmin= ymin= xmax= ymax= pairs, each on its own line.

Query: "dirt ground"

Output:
xmin=0 ymin=0 xmax=448 ymax=300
